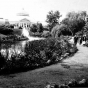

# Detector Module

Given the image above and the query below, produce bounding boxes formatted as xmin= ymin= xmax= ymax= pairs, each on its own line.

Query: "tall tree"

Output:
xmin=66 ymin=11 xmax=87 ymax=21
xmin=46 ymin=10 xmax=61 ymax=31
xmin=61 ymin=11 xmax=86 ymax=35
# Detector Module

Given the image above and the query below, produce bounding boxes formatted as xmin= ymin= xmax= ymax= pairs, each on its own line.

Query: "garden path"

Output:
xmin=62 ymin=44 xmax=88 ymax=67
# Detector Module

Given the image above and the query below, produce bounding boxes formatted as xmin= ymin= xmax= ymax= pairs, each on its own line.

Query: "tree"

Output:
xmin=46 ymin=10 xmax=61 ymax=31
xmin=37 ymin=22 xmax=44 ymax=33
xmin=30 ymin=22 xmax=44 ymax=33
xmin=62 ymin=18 xmax=85 ymax=35
xmin=66 ymin=11 xmax=87 ymax=21
xmin=30 ymin=24 xmax=37 ymax=33
xmin=51 ymin=24 xmax=71 ymax=38
xmin=61 ymin=11 xmax=86 ymax=35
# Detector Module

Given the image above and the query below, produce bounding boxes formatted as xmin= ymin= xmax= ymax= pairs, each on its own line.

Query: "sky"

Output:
xmin=0 ymin=0 xmax=88 ymax=25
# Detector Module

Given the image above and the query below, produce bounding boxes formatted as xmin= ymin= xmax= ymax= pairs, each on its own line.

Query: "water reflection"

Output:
xmin=0 ymin=34 xmax=45 ymax=60
xmin=0 ymin=41 xmax=27 ymax=60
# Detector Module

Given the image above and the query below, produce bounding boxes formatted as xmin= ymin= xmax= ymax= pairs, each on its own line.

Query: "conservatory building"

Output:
xmin=10 ymin=9 xmax=32 ymax=29
xmin=14 ymin=18 xmax=31 ymax=29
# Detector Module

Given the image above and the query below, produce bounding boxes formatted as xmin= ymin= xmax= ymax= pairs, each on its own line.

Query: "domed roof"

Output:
xmin=17 ymin=9 xmax=29 ymax=16
xmin=19 ymin=18 xmax=30 ymax=22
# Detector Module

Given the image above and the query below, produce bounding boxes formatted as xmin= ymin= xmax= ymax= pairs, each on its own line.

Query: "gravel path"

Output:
xmin=62 ymin=44 xmax=88 ymax=66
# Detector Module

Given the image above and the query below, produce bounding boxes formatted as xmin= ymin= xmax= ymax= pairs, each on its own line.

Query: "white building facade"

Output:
xmin=10 ymin=9 xmax=32 ymax=29
xmin=14 ymin=18 xmax=31 ymax=29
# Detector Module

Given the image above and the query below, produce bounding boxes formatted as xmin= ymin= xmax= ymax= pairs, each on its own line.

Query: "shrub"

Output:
xmin=0 ymin=25 xmax=13 ymax=35
xmin=42 ymin=30 xmax=51 ymax=38
xmin=51 ymin=24 xmax=72 ymax=38
xmin=0 ymin=37 xmax=77 ymax=74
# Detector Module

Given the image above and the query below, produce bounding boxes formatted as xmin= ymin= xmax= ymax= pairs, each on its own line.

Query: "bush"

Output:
xmin=0 ymin=37 xmax=77 ymax=74
xmin=51 ymin=24 xmax=72 ymax=38
xmin=0 ymin=25 xmax=13 ymax=35
xmin=0 ymin=34 xmax=28 ymax=42
xmin=42 ymin=30 xmax=51 ymax=38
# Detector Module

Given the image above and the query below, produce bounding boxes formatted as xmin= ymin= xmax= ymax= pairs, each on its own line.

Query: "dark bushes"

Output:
xmin=0 ymin=35 xmax=28 ymax=42
xmin=0 ymin=25 xmax=13 ymax=35
xmin=42 ymin=30 xmax=51 ymax=38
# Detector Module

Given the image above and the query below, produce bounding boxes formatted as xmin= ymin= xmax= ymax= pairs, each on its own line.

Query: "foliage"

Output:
xmin=83 ymin=22 xmax=88 ymax=32
xmin=29 ymin=22 xmax=45 ymax=37
xmin=0 ymin=24 xmax=22 ymax=36
xmin=12 ymin=28 xmax=22 ymax=35
xmin=30 ymin=24 xmax=37 ymax=33
xmin=0 ymin=34 xmax=28 ymax=42
xmin=61 ymin=15 xmax=85 ymax=35
xmin=51 ymin=24 xmax=72 ymax=38
xmin=37 ymin=22 xmax=44 ymax=32
xmin=30 ymin=22 xmax=44 ymax=33
xmin=0 ymin=38 xmax=77 ymax=74
xmin=46 ymin=10 xmax=61 ymax=31
xmin=51 ymin=25 xmax=60 ymax=37
xmin=30 ymin=32 xmax=42 ymax=37
xmin=42 ymin=30 xmax=51 ymax=38
xmin=66 ymin=11 xmax=87 ymax=21
xmin=0 ymin=25 xmax=13 ymax=35
xmin=50 ymin=11 xmax=86 ymax=38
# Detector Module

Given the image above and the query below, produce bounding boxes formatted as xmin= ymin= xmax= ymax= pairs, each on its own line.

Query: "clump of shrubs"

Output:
xmin=0 ymin=37 xmax=77 ymax=74
xmin=42 ymin=30 xmax=51 ymax=38
xmin=0 ymin=35 xmax=28 ymax=42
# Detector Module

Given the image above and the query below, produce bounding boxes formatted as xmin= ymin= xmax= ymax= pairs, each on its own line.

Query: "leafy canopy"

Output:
xmin=46 ymin=10 xmax=61 ymax=31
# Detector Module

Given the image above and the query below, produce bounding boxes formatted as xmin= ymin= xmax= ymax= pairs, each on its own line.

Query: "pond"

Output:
xmin=0 ymin=40 xmax=28 ymax=60
xmin=0 ymin=36 xmax=45 ymax=61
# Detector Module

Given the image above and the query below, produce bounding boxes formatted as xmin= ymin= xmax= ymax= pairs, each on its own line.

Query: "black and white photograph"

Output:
xmin=0 ymin=0 xmax=88 ymax=88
